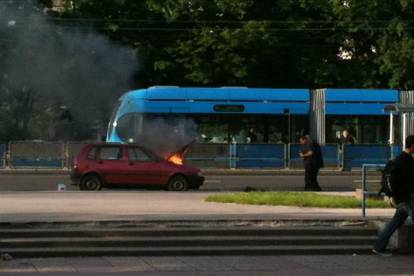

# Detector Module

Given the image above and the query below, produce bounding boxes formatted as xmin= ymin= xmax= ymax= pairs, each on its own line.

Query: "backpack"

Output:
xmin=379 ymin=160 xmax=396 ymax=197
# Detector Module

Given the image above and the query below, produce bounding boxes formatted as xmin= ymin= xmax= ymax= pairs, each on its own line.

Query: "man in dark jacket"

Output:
xmin=373 ymin=135 xmax=414 ymax=257
xmin=299 ymin=135 xmax=324 ymax=191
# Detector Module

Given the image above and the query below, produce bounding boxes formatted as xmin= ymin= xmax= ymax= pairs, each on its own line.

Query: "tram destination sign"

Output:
xmin=213 ymin=104 xmax=245 ymax=112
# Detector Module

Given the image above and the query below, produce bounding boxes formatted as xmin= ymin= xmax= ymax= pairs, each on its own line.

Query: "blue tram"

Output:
xmin=107 ymin=86 xmax=408 ymax=145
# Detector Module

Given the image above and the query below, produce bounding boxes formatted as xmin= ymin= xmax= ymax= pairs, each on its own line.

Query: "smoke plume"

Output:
xmin=118 ymin=116 xmax=198 ymax=158
xmin=0 ymin=1 xmax=138 ymax=139
xmin=1 ymin=1 xmax=199 ymax=155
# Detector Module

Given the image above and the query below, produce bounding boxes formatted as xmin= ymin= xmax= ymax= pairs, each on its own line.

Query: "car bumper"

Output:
xmin=187 ymin=175 xmax=204 ymax=188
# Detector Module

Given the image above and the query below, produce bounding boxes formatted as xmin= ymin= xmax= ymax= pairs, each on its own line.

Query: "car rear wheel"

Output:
xmin=80 ymin=174 xmax=102 ymax=191
xmin=168 ymin=175 xmax=188 ymax=191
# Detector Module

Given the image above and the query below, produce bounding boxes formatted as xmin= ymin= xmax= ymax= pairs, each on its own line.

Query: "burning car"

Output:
xmin=70 ymin=143 xmax=204 ymax=191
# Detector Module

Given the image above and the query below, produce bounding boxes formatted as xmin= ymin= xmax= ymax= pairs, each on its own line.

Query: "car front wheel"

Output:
xmin=80 ymin=174 xmax=102 ymax=191
xmin=168 ymin=175 xmax=188 ymax=191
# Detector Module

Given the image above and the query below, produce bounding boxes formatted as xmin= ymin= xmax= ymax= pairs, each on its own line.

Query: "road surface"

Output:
xmin=0 ymin=174 xmax=370 ymax=192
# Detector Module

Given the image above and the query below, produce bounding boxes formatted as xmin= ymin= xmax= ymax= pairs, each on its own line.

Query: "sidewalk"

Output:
xmin=0 ymin=191 xmax=411 ymax=275
xmin=0 ymin=191 xmax=393 ymax=222
xmin=1 ymin=255 xmax=413 ymax=275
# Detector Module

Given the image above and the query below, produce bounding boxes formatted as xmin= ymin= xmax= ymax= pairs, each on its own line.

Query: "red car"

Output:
xmin=70 ymin=143 xmax=204 ymax=191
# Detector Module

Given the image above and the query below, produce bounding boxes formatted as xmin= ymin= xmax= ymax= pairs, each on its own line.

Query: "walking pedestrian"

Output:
xmin=372 ymin=134 xmax=414 ymax=257
xmin=299 ymin=135 xmax=324 ymax=191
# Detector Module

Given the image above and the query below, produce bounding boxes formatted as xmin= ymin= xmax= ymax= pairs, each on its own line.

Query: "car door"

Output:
xmin=126 ymin=147 xmax=167 ymax=185
xmin=95 ymin=145 xmax=129 ymax=184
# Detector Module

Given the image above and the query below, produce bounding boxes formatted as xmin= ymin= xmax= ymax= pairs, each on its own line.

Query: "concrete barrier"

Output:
xmin=398 ymin=222 xmax=414 ymax=253
xmin=373 ymin=220 xmax=413 ymax=254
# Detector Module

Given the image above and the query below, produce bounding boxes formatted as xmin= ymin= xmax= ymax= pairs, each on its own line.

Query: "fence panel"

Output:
xmin=9 ymin=141 xmax=65 ymax=169
xmin=391 ymin=145 xmax=402 ymax=159
xmin=185 ymin=143 xmax=229 ymax=168
xmin=66 ymin=142 xmax=89 ymax=168
xmin=343 ymin=144 xmax=391 ymax=168
xmin=289 ymin=143 xmax=339 ymax=169
xmin=0 ymin=144 xmax=5 ymax=169
xmin=321 ymin=144 xmax=340 ymax=168
xmin=288 ymin=143 xmax=303 ymax=168
xmin=236 ymin=144 xmax=285 ymax=168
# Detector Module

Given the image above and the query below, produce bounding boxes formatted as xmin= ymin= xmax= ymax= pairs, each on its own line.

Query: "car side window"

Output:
xmin=87 ymin=147 xmax=98 ymax=160
xmin=100 ymin=147 xmax=123 ymax=160
xmin=128 ymin=148 xmax=151 ymax=162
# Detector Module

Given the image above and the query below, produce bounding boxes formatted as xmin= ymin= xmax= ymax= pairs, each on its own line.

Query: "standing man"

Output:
xmin=299 ymin=135 xmax=324 ymax=191
xmin=337 ymin=129 xmax=356 ymax=171
xmin=247 ymin=128 xmax=258 ymax=143
xmin=339 ymin=129 xmax=356 ymax=145
xmin=373 ymin=135 xmax=414 ymax=257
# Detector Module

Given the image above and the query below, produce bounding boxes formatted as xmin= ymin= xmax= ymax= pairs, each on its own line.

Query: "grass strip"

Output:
xmin=206 ymin=192 xmax=391 ymax=208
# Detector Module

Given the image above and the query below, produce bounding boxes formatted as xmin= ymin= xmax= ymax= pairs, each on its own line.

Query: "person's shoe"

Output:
xmin=372 ymin=249 xmax=393 ymax=257
xmin=312 ymin=186 xmax=322 ymax=191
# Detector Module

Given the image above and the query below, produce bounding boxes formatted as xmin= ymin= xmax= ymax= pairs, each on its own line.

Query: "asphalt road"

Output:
xmin=0 ymin=174 xmax=366 ymax=192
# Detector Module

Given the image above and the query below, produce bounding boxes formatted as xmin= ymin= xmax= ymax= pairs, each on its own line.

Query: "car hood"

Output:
xmin=165 ymin=141 xmax=194 ymax=165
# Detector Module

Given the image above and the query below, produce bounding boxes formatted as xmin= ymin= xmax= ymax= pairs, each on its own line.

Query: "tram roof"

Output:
xmin=323 ymin=88 xmax=399 ymax=102
xmin=121 ymin=86 xmax=310 ymax=102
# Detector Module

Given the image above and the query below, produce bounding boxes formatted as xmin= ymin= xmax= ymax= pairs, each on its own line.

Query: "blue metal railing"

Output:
xmin=0 ymin=141 xmax=404 ymax=170
xmin=361 ymin=163 xmax=386 ymax=217
xmin=185 ymin=143 xmax=229 ymax=168
xmin=9 ymin=142 xmax=65 ymax=169
xmin=235 ymin=144 xmax=286 ymax=169
xmin=288 ymin=143 xmax=339 ymax=168
xmin=344 ymin=144 xmax=391 ymax=168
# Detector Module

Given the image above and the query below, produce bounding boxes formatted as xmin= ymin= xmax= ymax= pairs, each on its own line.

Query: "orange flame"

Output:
xmin=168 ymin=154 xmax=183 ymax=165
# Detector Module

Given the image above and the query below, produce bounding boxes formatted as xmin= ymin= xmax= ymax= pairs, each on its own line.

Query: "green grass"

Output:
xmin=206 ymin=192 xmax=391 ymax=208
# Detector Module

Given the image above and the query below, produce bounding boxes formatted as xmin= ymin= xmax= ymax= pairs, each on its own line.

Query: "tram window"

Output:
xmin=116 ymin=113 xmax=141 ymax=142
xmin=198 ymin=123 xmax=228 ymax=143
xmin=195 ymin=115 xmax=293 ymax=144
xmin=326 ymin=116 xmax=389 ymax=144
xmin=108 ymin=100 xmax=122 ymax=138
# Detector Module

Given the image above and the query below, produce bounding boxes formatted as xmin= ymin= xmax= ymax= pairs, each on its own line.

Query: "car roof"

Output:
xmin=87 ymin=143 xmax=145 ymax=147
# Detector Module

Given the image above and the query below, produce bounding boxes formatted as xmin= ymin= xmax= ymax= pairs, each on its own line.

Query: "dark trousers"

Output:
xmin=374 ymin=202 xmax=413 ymax=251
xmin=304 ymin=166 xmax=321 ymax=190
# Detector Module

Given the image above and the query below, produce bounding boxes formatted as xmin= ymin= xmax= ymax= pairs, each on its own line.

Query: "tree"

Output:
xmin=376 ymin=0 xmax=414 ymax=89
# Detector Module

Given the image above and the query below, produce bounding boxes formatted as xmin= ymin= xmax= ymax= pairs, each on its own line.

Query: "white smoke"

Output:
xmin=0 ymin=1 xmax=139 ymax=139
